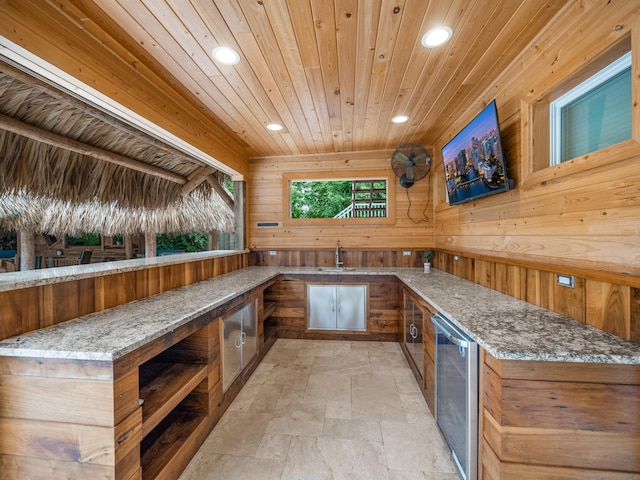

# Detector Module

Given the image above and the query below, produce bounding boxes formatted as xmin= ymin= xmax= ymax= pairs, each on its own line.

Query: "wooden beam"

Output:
xmin=206 ymin=175 xmax=234 ymax=208
xmin=180 ymin=166 xmax=216 ymax=195
xmin=233 ymin=180 xmax=246 ymax=250
xmin=0 ymin=113 xmax=187 ymax=185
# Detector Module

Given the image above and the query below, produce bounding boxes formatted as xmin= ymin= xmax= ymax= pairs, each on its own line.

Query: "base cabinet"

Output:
xmin=307 ymin=284 xmax=366 ymax=331
xmin=480 ymin=352 xmax=640 ymax=479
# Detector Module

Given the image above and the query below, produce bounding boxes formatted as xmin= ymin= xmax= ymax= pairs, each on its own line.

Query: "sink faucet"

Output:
xmin=335 ymin=241 xmax=343 ymax=269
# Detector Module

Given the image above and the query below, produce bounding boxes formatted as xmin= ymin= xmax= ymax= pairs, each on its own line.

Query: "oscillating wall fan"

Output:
xmin=391 ymin=142 xmax=431 ymax=188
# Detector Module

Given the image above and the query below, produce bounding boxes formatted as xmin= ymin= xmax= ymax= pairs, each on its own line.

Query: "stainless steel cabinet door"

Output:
xmin=222 ymin=308 xmax=242 ymax=392
xmin=222 ymin=299 xmax=258 ymax=392
xmin=241 ymin=300 xmax=257 ymax=368
xmin=308 ymin=285 xmax=337 ymax=329
xmin=308 ymin=284 xmax=366 ymax=331
xmin=404 ymin=294 xmax=424 ymax=377
xmin=336 ymin=285 xmax=366 ymax=331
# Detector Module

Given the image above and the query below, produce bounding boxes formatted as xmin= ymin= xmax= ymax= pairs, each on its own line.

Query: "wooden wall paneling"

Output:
xmin=632 ymin=288 xmax=640 ymax=343
xmin=474 ymin=259 xmax=493 ymax=289
xmin=158 ymin=262 xmax=187 ymax=293
xmin=95 ymin=271 xmax=138 ymax=312
xmin=548 ymin=275 xmax=586 ymax=323
xmin=78 ymin=277 xmax=96 ymax=318
xmin=40 ymin=280 xmax=79 ymax=328
xmin=452 ymin=255 xmax=475 ymax=282
xmin=248 ymin=151 xmax=435 ymax=251
xmin=586 ymin=280 xmax=631 ymax=339
xmin=493 ymin=264 xmax=526 ymax=300
xmin=0 ymin=288 xmax=39 ymax=341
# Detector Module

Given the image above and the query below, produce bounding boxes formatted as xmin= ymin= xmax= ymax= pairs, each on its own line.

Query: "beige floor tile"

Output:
xmin=281 ymin=436 xmax=389 ymax=480
xmin=200 ymin=454 xmax=285 ymax=480
xmin=352 ymin=373 xmax=403 ymax=406
xmin=265 ymin=397 xmax=326 ymax=437
xmin=199 ymin=411 xmax=272 ymax=456
xmin=399 ymin=392 xmax=433 ymax=425
xmin=393 ymin=367 xmax=423 ymax=394
xmin=255 ymin=433 xmax=293 ymax=460
xmin=387 ymin=469 xmax=428 ymax=480
xmin=325 ymin=399 xmax=352 ymax=419
xmin=310 ymin=355 xmax=373 ymax=376
xmin=180 ymin=339 xmax=461 ymax=480
xmin=322 ymin=417 xmax=383 ymax=443
xmin=381 ymin=420 xmax=458 ymax=474
xmin=305 ymin=373 xmax=351 ymax=402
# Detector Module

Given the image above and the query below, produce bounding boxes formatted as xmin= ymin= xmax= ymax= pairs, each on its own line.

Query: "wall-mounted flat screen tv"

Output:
xmin=441 ymin=100 xmax=511 ymax=206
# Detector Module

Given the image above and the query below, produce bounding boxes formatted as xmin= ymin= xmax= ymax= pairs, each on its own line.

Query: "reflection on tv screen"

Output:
xmin=441 ymin=100 xmax=510 ymax=206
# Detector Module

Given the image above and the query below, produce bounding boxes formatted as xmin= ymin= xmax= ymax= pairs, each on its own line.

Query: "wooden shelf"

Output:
xmin=139 ymin=361 xmax=207 ymax=438
xmin=141 ymin=409 xmax=205 ymax=480
xmin=263 ymin=301 xmax=277 ymax=319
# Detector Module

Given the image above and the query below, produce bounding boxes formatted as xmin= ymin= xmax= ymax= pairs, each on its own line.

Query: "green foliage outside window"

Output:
xmin=156 ymin=232 xmax=209 ymax=252
xmin=67 ymin=233 xmax=101 ymax=246
xmin=290 ymin=180 xmax=352 ymax=219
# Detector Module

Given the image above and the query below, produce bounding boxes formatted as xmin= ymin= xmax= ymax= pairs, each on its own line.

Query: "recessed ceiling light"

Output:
xmin=211 ymin=46 xmax=240 ymax=65
xmin=266 ymin=123 xmax=283 ymax=131
xmin=421 ymin=26 xmax=453 ymax=48
xmin=391 ymin=115 xmax=409 ymax=124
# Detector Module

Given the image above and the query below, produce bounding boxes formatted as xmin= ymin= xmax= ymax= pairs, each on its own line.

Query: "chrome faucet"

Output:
xmin=335 ymin=241 xmax=343 ymax=269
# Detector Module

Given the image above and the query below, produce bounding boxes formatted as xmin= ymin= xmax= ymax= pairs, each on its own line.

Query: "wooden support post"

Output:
xmin=144 ymin=233 xmax=156 ymax=258
xmin=19 ymin=229 xmax=35 ymax=270
xmin=209 ymin=231 xmax=219 ymax=250
xmin=233 ymin=181 xmax=246 ymax=250
xmin=124 ymin=234 xmax=134 ymax=259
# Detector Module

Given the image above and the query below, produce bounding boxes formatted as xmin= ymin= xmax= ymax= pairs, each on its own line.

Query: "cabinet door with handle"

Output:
xmin=222 ymin=308 xmax=243 ymax=392
xmin=308 ymin=285 xmax=337 ymax=329
xmin=336 ymin=285 xmax=366 ymax=331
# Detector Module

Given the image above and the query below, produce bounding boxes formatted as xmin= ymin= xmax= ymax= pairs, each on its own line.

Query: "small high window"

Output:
xmin=550 ymin=52 xmax=631 ymax=165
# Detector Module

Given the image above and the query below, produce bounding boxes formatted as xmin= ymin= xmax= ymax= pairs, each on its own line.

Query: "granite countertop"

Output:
xmin=0 ymin=266 xmax=280 ymax=361
xmin=1 ymin=265 xmax=639 ymax=364
xmin=0 ymin=250 xmax=246 ymax=293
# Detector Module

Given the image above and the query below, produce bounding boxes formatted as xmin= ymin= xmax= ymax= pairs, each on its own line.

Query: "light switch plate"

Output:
xmin=269 ymin=251 xmax=277 ymax=256
xmin=403 ymin=251 xmax=412 ymax=256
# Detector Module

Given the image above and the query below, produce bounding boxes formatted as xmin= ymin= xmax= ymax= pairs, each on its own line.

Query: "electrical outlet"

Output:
xmin=557 ymin=274 xmax=574 ymax=288
xmin=403 ymin=251 xmax=412 ymax=256
xmin=269 ymin=251 xmax=277 ymax=256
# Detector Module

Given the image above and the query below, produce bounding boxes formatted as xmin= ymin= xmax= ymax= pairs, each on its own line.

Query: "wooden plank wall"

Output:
xmin=0 ymin=253 xmax=249 ymax=341
xmin=251 ymin=248 xmax=425 ymax=268
xmin=431 ymin=1 xmax=640 ymax=278
xmin=248 ymin=150 xmax=434 ymax=250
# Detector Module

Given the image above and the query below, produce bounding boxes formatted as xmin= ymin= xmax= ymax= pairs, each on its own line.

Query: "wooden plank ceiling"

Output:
xmin=41 ymin=0 xmax=567 ymax=159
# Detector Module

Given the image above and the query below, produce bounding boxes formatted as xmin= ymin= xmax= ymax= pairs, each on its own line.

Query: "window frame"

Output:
xmin=550 ymin=51 xmax=632 ymax=166
xmin=520 ymin=30 xmax=639 ymax=187
xmin=282 ymin=171 xmax=396 ymax=227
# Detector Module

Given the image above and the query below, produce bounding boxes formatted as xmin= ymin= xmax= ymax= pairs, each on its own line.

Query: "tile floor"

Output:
xmin=179 ymin=339 xmax=460 ymax=480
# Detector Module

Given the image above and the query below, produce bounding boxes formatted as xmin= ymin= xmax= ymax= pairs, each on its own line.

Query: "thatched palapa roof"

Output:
xmin=0 ymin=61 xmax=234 ymax=235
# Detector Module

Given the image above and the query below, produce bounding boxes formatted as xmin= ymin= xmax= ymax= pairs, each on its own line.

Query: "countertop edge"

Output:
xmin=1 ymin=266 xmax=639 ymax=365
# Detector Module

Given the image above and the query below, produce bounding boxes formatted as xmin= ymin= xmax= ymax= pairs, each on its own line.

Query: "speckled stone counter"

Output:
xmin=0 ymin=266 xmax=280 ymax=361
xmin=1 ymin=266 xmax=639 ymax=364
xmin=0 ymin=249 xmax=245 ymax=292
